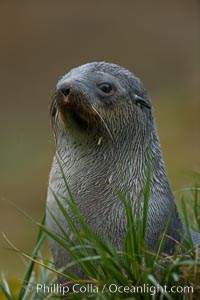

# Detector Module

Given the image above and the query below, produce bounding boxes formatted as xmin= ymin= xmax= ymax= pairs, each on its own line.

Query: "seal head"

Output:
xmin=50 ymin=62 xmax=151 ymax=145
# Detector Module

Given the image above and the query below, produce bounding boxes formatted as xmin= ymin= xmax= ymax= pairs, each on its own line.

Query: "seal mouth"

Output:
xmin=63 ymin=100 xmax=99 ymax=129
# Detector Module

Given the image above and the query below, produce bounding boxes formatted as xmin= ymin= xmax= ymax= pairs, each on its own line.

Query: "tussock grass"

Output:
xmin=1 ymin=167 xmax=200 ymax=299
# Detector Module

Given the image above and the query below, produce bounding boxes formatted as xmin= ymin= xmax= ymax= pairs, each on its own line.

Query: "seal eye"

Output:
xmin=98 ymin=83 xmax=113 ymax=94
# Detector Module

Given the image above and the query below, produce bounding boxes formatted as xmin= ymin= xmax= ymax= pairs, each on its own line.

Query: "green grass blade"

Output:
xmin=17 ymin=215 xmax=46 ymax=300
xmin=0 ymin=274 xmax=14 ymax=300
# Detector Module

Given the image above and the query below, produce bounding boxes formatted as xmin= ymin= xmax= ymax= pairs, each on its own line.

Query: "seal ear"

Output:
xmin=135 ymin=94 xmax=151 ymax=109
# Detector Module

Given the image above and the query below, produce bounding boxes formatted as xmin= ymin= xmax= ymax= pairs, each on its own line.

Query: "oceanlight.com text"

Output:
xmin=31 ymin=283 xmax=194 ymax=296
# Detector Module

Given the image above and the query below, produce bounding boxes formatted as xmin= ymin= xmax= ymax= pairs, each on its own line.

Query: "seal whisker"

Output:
xmin=90 ymin=104 xmax=114 ymax=142
xmin=50 ymin=93 xmax=57 ymax=128
xmin=50 ymin=93 xmax=61 ymax=143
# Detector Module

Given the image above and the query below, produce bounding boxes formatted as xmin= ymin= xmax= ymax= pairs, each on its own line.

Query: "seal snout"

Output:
xmin=57 ymin=81 xmax=75 ymax=104
xmin=54 ymin=79 xmax=99 ymax=129
xmin=60 ymin=85 xmax=71 ymax=97
xmin=55 ymin=80 xmax=85 ymax=114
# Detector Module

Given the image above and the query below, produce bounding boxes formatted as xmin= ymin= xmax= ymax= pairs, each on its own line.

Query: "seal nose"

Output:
xmin=56 ymin=80 xmax=80 ymax=107
xmin=58 ymin=83 xmax=71 ymax=97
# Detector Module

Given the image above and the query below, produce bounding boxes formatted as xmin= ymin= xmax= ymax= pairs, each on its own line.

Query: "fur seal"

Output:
xmin=46 ymin=62 xmax=200 ymax=279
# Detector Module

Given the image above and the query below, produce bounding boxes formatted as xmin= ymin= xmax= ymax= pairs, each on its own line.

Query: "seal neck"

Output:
xmin=55 ymin=121 xmax=172 ymax=205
